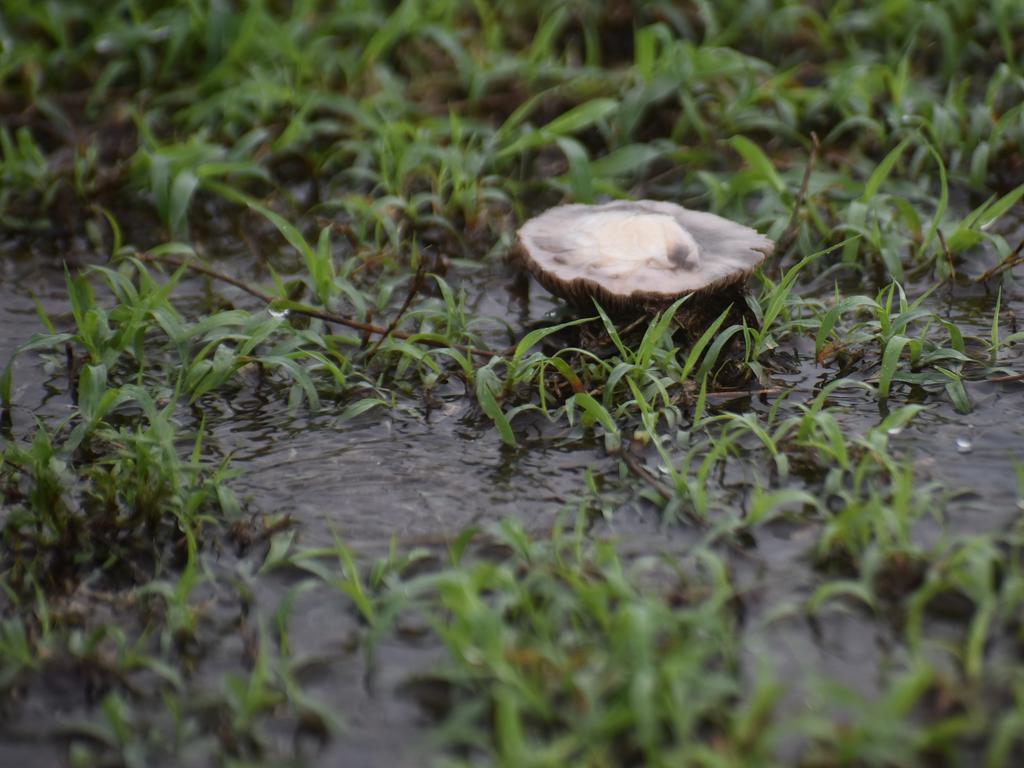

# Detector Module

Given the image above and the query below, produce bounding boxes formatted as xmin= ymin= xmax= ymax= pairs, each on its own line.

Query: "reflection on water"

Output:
xmin=204 ymin=399 xmax=608 ymax=549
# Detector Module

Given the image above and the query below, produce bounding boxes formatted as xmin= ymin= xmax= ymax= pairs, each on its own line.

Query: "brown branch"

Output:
xmin=149 ymin=253 xmax=276 ymax=302
xmin=314 ymin=217 xmax=359 ymax=247
xmin=704 ymin=386 xmax=782 ymax=400
xmin=620 ymin=448 xmax=676 ymax=501
xmin=937 ymin=228 xmax=956 ymax=282
xmin=367 ymin=250 xmax=431 ymax=358
xmin=775 ymin=132 xmax=821 ymax=258
xmin=974 ymin=237 xmax=1024 ymax=283
xmin=629 ymin=164 xmax=686 ymax=197
xmin=139 ymin=252 xmax=500 ymax=359
xmin=358 ymin=308 xmax=375 ymax=349
xmin=619 ymin=448 xmax=707 ymax=526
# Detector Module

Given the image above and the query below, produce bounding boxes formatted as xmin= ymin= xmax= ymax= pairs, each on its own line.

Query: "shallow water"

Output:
xmin=1 ymin=225 xmax=1022 ymax=765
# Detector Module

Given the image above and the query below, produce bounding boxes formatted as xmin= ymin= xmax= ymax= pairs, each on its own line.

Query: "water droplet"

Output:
xmin=955 ymin=436 xmax=973 ymax=453
xmin=268 ymin=307 xmax=290 ymax=319
xmin=887 ymin=427 xmax=903 ymax=436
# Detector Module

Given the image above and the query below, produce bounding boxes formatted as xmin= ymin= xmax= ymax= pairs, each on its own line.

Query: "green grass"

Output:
xmin=1 ymin=0 xmax=1024 ymax=765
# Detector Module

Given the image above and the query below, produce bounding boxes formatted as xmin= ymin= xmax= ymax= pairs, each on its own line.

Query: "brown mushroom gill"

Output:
xmin=514 ymin=200 xmax=774 ymax=313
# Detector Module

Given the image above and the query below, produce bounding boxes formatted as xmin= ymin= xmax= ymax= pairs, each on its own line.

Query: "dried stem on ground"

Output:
xmin=619 ymin=447 xmax=706 ymax=526
xmin=619 ymin=448 xmax=676 ymax=500
xmin=775 ymin=132 xmax=821 ymax=260
xmin=139 ymin=252 xmax=500 ymax=359
xmin=974 ymin=237 xmax=1024 ymax=283
xmin=367 ymin=250 xmax=431 ymax=358
xmin=938 ymin=229 xmax=956 ymax=282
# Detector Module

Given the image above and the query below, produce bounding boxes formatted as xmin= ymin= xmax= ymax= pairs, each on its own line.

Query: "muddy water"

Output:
xmin=1 ymin=229 xmax=1022 ymax=765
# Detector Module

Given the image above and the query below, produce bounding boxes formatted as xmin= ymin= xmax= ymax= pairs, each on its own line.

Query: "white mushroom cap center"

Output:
xmin=584 ymin=212 xmax=701 ymax=273
xmin=516 ymin=200 xmax=774 ymax=302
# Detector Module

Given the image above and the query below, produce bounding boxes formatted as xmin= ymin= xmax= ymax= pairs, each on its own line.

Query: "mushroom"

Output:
xmin=513 ymin=200 xmax=773 ymax=319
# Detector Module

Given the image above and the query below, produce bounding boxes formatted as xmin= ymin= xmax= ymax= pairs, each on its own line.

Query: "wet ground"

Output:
xmin=1 ymin=222 xmax=1022 ymax=766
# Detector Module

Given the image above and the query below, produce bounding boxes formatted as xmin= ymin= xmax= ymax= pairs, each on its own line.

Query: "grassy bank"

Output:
xmin=2 ymin=1 xmax=1024 ymax=765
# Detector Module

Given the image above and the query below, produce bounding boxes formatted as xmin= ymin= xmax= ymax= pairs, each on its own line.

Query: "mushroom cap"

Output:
xmin=514 ymin=200 xmax=774 ymax=312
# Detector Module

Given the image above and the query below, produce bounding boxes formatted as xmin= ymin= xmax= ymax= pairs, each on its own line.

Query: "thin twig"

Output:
xmin=616 ymin=313 xmax=651 ymax=337
xmin=629 ymin=164 xmax=686 ymax=197
xmin=314 ymin=217 xmax=359 ymax=247
xmin=703 ymin=386 xmax=782 ymax=400
xmin=775 ymin=132 xmax=821 ymax=258
xmin=937 ymin=228 xmax=956 ymax=283
xmin=367 ymin=250 xmax=431 ymax=358
xmin=358 ymin=308 xmax=375 ymax=349
xmin=619 ymin=448 xmax=707 ymax=526
xmin=139 ymin=252 xmax=500 ymax=359
xmin=974 ymin=237 xmax=1024 ymax=283
xmin=619 ymin=449 xmax=676 ymax=501
xmin=143 ymin=252 xmax=276 ymax=302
